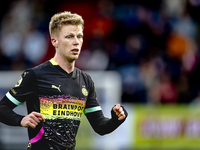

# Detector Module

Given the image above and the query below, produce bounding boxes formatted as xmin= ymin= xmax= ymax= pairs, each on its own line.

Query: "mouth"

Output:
xmin=71 ymin=49 xmax=79 ymax=54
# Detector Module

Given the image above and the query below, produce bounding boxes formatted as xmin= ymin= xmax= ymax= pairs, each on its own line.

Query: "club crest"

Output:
xmin=82 ymin=87 xmax=88 ymax=96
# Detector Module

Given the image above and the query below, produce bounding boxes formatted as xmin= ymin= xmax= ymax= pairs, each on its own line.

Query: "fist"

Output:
xmin=113 ymin=104 xmax=126 ymax=120
xmin=21 ymin=112 xmax=45 ymax=129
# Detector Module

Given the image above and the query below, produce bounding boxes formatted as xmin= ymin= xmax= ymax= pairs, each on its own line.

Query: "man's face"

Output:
xmin=52 ymin=24 xmax=83 ymax=63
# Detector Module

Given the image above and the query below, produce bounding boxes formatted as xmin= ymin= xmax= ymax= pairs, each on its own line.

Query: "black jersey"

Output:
xmin=4 ymin=59 xmax=101 ymax=150
xmin=0 ymin=59 xmax=127 ymax=150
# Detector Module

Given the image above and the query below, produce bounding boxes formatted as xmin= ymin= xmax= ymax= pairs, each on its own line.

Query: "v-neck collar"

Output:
xmin=49 ymin=58 xmax=77 ymax=79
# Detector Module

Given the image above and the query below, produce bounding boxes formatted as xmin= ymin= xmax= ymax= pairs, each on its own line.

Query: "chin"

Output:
xmin=68 ymin=56 xmax=79 ymax=63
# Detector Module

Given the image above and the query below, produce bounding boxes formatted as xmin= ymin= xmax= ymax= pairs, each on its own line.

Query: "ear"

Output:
xmin=51 ymin=37 xmax=58 ymax=48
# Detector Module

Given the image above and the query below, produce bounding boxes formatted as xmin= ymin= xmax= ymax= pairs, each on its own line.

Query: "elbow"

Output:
xmin=97 ymin=132 xmax=105 ymax=136
xmin=94 ymin=128 xmax=112 ymax=136
xmin=95 ymin=131 xmax=106 ymax=136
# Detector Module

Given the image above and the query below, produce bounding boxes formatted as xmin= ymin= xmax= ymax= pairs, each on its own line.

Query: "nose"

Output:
xmin=73 ymin=37 xmax=80 ymax=45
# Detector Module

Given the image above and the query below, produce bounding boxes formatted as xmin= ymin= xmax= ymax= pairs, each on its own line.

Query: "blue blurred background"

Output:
xmin=1 ymin=0 xmax=200 ymax=149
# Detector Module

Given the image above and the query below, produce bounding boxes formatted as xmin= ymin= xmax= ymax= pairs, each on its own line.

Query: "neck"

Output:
xmin=53 ymin=55 xmax=75 ymax=74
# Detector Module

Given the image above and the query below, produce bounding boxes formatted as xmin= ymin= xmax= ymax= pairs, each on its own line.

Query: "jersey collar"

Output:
xmin=49 ymin=58 xmax=58 ymax=65
xmin=49 ymin=58 xmax=77 ymax=79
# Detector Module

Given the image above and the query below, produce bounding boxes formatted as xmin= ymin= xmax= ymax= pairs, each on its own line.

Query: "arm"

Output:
xmin=84 ymin=74 xmax=128 ymax=135
xmin=0 ymin=96 xmax=44 ymax=128
xmin=0 ymin=70 xmax=45 ymax=128
xmin=0 ymin=96 xmax=24 ymax=126
xmin=85 ymin=104 xmax=128 ymax=136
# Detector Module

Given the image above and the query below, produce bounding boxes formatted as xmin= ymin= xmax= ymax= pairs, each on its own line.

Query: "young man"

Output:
xmin=0 ymin=11 xmax=128 ymax=150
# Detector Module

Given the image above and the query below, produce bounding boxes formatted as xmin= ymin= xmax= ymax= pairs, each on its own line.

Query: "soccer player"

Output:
xmin=0 ymin=11 xmax=128 ymax=150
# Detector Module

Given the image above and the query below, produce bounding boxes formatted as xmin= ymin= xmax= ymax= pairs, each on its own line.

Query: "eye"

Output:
xmin=77 ymin=35 xmax=83 ymax=39
xmin=65 ymin=35 xmax=74 ymax=39
xmin=66 ymin=35 xmax=72 ymax=38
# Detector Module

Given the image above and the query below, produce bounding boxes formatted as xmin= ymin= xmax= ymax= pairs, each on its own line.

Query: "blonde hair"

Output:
xmin=49 ymin=11 xmax=84 ymax=38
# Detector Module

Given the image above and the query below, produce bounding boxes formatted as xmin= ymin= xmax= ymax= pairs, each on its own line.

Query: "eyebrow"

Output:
xmin=65 ymin=32 xmax=83 ymax=36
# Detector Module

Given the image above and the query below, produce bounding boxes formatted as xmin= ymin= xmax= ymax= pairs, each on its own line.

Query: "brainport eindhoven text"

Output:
xmin=52 ymin=104 xmax=84 ymax=117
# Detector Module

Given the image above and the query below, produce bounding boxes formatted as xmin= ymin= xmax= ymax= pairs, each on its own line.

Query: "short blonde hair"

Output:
xmin=49 ymin=11 xmax=84 ymax=38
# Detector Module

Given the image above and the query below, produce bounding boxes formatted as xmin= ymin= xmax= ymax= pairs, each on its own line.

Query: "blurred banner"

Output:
xmin=132 ymin=105 xmax=200 ymax=150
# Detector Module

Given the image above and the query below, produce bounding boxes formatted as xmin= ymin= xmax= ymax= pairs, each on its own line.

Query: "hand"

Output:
xmin=21 ymin=112 xmax=45 ymax=129
xmin=113 ymin=104 xmax=126 ymax=120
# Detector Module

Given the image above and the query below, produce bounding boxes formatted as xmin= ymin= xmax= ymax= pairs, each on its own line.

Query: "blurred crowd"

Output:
xmin=1 ymin=0 xmax=200 ymax=104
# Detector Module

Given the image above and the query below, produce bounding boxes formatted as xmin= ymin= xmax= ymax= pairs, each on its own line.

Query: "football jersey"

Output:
xmin=5 ymin=59 xmax=101 ymax=150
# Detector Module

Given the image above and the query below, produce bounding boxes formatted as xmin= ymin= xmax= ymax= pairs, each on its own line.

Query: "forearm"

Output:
xmin=0 ymin=96 xmax=24 ymax=126
xmin=86 ymin=107 xmax=128 ymax=135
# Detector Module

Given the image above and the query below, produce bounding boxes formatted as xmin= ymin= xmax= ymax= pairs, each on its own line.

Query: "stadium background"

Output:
xmin=1 ymin=0 xmax=200 ymax=149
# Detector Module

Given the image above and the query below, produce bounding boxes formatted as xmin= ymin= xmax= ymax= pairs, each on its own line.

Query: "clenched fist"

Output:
xmin=113 ymin=104 xmax=126 ymax=120
xmin=21 ymin=112 xmax=45 ymax=129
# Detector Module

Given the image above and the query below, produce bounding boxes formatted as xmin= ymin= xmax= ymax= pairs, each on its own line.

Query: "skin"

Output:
xmin=113 ymin=104 xmax=125 ymax=120
xmin=21 ymin=112 xmax=45 ymax=128
xmin=52 ymin=24 xmax=83 ymax=73
xmin=20 ymin=24 xmax=125 ymax=128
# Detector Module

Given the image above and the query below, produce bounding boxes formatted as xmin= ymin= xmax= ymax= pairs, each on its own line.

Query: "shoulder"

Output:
xmin=32 ymin=61 xmax=51 ymax=72
xmin=74 ymin=68 xmax=95 ymax=90
xmin=75 ymin=67 xmax=93 ymax=81
xmin=15 ymin=69 xmax=36 ymax=87
xmin=31 ymin=61 xmax=54 ymax=77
